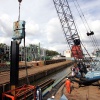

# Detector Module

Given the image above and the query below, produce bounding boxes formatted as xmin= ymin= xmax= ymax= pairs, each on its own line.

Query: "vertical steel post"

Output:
xmin=10 ymin=41 xmax=19 ymax=95
xmin=38 ymin=43 xmax=41 ymax=60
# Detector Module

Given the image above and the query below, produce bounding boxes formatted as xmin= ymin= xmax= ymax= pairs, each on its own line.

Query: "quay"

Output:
xmin=0 ymin=60 xmax=73 ymax=98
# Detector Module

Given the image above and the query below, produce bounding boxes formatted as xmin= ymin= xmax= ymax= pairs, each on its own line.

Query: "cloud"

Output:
xmin=25 ymin=19 xmax=40 ymax=36
xmin=0 ymin=0 xmax=100 ymax=55
xmin=45 ymin=18 xmax=65 ymax=43
xmin=0 ymin=37 xmax=11 ymax=46
xmin=47 ymin=43 xmax=68 ymax=53
xmin=0 ymin=14 xmax=13 ymax=37
xmin=76 ymin=18 xmax=100 ymax=40
xmin=21 ymin=37 xmax=40 ymax=46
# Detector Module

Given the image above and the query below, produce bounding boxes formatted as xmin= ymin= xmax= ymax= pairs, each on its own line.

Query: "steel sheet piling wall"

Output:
xmin=10 ymin=41 xmax=19 ymax=87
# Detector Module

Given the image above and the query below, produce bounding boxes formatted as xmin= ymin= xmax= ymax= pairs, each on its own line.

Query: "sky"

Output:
xmin=0 ymin=0 xmax=100 ymax=55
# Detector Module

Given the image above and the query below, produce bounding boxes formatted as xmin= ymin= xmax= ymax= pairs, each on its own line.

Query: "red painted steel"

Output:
xmin=71 ymin=45 xmax=83 ymax=59
xmin=2 ymin=84 xmax=36 ymax=100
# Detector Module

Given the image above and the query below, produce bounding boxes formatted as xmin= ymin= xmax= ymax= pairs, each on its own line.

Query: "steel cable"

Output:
xmin=18 ymin=1 xmax=30 ymax=85
xmin=74 ymin=0 xmax=99 ymax=50
xmin=72 ymin=0 xmax=99 ymax=61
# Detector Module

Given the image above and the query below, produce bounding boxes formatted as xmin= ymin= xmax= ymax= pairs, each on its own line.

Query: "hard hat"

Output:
xmin=51 ymin=96 xmax=55 ymax=99
xmin=66 ymin=78 xmax=68 ymax=80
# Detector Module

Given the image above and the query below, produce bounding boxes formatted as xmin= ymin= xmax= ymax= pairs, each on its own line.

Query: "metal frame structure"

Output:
xmin=53 ymin=0 xmax=83 ymax=59
xmin=53 ymin=0 xmax=80 ymax=45
xmin=2 ymin=84 xmax=36 ymax=100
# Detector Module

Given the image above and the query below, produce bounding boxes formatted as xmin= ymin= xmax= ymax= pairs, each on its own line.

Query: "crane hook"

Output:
xmin=18 ymin=0 xmax=22 ymax=3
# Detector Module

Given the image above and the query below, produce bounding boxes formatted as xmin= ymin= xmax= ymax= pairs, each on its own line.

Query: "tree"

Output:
xmin=46 ymin=50 xmax=59 ymax=56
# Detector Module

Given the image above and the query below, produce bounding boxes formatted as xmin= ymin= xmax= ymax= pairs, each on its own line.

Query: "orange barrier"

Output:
xmin=2 ymin=84 xmax=36 ymax=100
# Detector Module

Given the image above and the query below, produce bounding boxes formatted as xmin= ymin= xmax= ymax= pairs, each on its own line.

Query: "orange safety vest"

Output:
xmin=65 ymin=79 xmax=71 ymax=93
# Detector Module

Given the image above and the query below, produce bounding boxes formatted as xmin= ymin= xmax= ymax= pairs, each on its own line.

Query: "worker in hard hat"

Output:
xmin=65 ymin=78 xmax=71 ymax=94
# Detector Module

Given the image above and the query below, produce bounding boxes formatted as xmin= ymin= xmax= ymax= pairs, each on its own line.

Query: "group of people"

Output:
xmin=65 ymin=62 xmax=93 ymax=94
xmin=71 ymin=62 xmax=88 ymax=78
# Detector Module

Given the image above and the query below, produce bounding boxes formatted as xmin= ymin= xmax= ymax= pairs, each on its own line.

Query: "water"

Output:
xmin=32 ymin=65 xmax=71 ymax=85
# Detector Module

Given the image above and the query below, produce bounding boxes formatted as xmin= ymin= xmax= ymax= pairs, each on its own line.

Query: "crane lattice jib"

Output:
xmin=53 ymin=0 xmax=83 ymax=59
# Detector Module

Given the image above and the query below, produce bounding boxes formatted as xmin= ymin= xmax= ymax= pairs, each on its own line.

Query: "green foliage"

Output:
xmin=46 ymin=49 xmax=59 ymax=56
xmin=0 ymin=43 xmax=6 ymax=47
xmin=0 ymin=43 xmax=8 ymax=62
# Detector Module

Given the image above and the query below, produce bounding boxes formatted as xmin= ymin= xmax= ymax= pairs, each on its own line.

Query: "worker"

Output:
xmin=65 ymin=78 xmax=71 ymax=94
xmin=47 ymin=96 xmax=55 ymax=100
xmin=71 ymin=66 xmax=75 ymax=77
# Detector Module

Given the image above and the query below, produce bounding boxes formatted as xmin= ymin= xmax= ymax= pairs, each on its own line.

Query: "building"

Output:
xmin=63 ymin=50 xmax=71 ymax=58
xmin=0 ymin=44 xmax=10 ymax=62
xmin=0 ymin=43 xmax=46 ymax=62
xmin=19 ymin=44 xmax=46 ymax=61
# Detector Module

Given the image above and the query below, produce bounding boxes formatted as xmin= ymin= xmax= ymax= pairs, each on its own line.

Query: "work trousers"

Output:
xmin=65 ymin=80 xmax=71 ymax=94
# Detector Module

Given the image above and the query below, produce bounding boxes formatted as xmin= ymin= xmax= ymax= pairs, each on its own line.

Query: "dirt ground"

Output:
xmin=55 ymin=81 xmax=100 ymax=100
xmin=0 ymin=60 xmax=72 ymax=84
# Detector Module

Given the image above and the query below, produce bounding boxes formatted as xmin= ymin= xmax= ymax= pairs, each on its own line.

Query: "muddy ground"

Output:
xmin=54 ymin=80 xmax=100 ymax=100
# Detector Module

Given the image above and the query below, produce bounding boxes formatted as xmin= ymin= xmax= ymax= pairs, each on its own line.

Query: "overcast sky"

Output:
xmin=0 ymin=0 xmax=100 ymax=54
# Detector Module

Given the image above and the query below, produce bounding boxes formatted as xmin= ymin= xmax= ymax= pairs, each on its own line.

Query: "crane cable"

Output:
xmin=73 ymin=0 xmax=99 ymax=65
xmin=72 ymin=0 xmax=94 ymax=56
xmin=74 ymin=0 xmax=99 ymax=51
xmin=18 ymin=0 xmax=30 ymax=85
xmin=75 ymin=0 xmax=99 ymax=47
xmin=18 ymin=2 xmax=21 ymax=21
xmin=75 ymin=23 xmax=94 ymax=65
xmin=72 ymin=0 xmax=96 ymax=65
xmin=72 ymin=0 xmax=98 ymax=51
xmin=24 ymin=33 xmax=30 ymax=85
